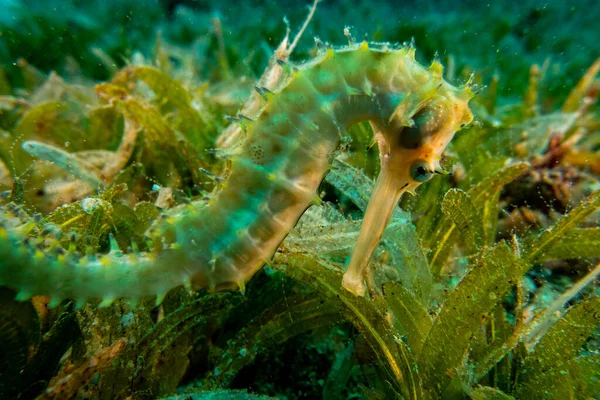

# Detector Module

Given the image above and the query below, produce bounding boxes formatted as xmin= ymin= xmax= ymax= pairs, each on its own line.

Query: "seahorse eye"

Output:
xmin=410 ymin=160 xmax=433 ymax=182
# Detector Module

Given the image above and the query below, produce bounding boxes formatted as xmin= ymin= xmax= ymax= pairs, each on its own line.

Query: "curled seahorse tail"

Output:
xmin=0 ymin=200 xmax=271 ymax=307
xmin=0 ymin=213 xmax=187 ymax=307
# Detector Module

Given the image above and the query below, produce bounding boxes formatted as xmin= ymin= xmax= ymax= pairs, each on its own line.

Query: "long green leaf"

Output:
xmin=429 ymin=162 xmax=529 ymax=276
xmin=419 ymin=242 xmax=528 ymax=395
xmin=516 ymin=354 xmax=600 ymax=400
xmin=383 ymin=219 xmax=433 ymax=303
xmin=137 ymin=292 xmax=240 ymax=357
xmin=537 ymin=228 xmax=600 ymax=261
xmin=132 ymin=66 xmax=210 ymax=149
xmin=516 ymin=297 xmax=600 ymax=399
xmin=441 ymin=189 xmax=484 ymax=256
xmin=383 ymin=282 xmax=433 ymax=356
xmin=469 ymin=304 xmax=515 ymax=389
xmin=410 ymin=174 xmax=448 ymax=240
xmin=521 ymin=296 xmax=600 ymax=374
xmin=209 ymin=295 xmax=344 ymax=388
xmin=273 ymin=253 xmax=422 ymax=400
xmin=524 ymin=191 xmax=600 ymax=263
xmin=325 ymin=159 xmax=376 ymax=213
xmin=474 ymin=263 xmax=600 ymax=382
xmin=480 ymin=190 xmax=502 ymax=247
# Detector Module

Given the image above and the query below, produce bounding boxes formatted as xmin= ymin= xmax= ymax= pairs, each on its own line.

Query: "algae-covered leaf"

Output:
xmin=99 ymin=183 xmax=128 ymax=202
xmin=110 ymin=200 xmax=160 ymax=251
xmin=419 ymin=242 xmax=528 ymax=396
xmin=0 ymin=158 xmax=11 ymax=190
xmin=516 ymin=297 xmax=600 ymax=399
xmin=325 ymin=159 xmax=379 ymax=213
xmin=133 ymin=201 xmax=160 ymax=231
xmin=429 ymin=162 xmax=529 ymax=276
xmin=469 ymin=163 xmax=529 ymax=249
xmin=467 ymin=163 xmax=530 ymax=205
xmin=441 ymin=188 xmax=484 ymax=256
xmin=131 ymin=66 xmax=210 ymax=150
xmin=96 ymin=83 xmax=210 ymax=187
xmin=96 ymin=82 xmax=178 ymax=147
xmin=287 ymin=205 xmax=432 ymax=302
xmin=516 ymin=355 xmax=600 ymax=400
xmin=11 ymin=102 xmax=69 ymax=140
xmin=285 ymin=204 xmax=362 ymax=255
xmin=138 ymin=293 xmax=241 ymax=358
xmin=326 ymin=159 xmax=408 ymax=221
xmin=459 ymin=113 xmax=576 ymax=162
xmin=469 ymin=304 xmax=515 ymax=391
xmin=95 ymin=82 xmax=129 ymax=101
xmin=103 ymin=187 xmax=159 ymax=250
xmin=45 ymin=197 xmax=113 ymax=250
xmin=22 ymin=140 xmax=104 ymax=189
xmin=536 ymin=228 xmax=600 ymax=261
xmin=479 ymin=189 xmax=501 ymax=247
xmin=469 ymin=386 xmax=514 ymax=400
xmin=274 ymin=254 xmax=422 ymax=400
xmin=86 ymin=104 xmax=123 ymax=151
xmin=520 ymin=296 xmax=600 ymax=375
xmin=43 ymin=184 xmax=128 ymax=251
xmin=109 ymin=201 xmax=138 ymax=246
xmin=102 ymin=293 xmax=244 ymax=398
xmin=476 ymin=262 xmax=600 ymax=385
xmin=451 ymin=127 xmax=509 ymax=185
xmin=118 ymin=97 xmax=179 ymax=147
xmin=523 ymin=191 xmax=600 ymax=263
xmin=0 ymin=102 xmax=64 ymax=173
xmin=0 ymin=68 xmax=9 ymax=95
xmin=41 ymin=338 xmax=127 ymax=400
xmin=382 ymin=282 xmax=433 ymax=355
xmin=384 ymin=218 xmax=433 ymax=303
xmin=9 ymin=307 xmax=80 ymax=399
xmin=209 ymin=295 xmax=344 ymax=388
xmin=132 ymin=66 xmax=198 ymax=115
xmin=10 ymin=99 xmax=88 ymax=149
xmin=404 ymin=174 xmax=448 ymax=241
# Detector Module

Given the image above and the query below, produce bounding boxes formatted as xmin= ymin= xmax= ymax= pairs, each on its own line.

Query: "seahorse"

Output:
xmin=0 ymin=40 xmax=473 ymax=306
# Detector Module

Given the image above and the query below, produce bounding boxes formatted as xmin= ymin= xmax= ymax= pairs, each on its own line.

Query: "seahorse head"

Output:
xmin=377 ymin=86 xmax=474 ymax=193
xmin=343 ymin=58 xmax=475 ymax=296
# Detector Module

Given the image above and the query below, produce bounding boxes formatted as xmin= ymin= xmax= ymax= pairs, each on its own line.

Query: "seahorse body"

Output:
xmin=0 ymin=41 xmax=473 ymax=306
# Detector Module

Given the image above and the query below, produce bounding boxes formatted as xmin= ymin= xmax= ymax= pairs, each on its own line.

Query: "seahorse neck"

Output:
xmin=332 ymin=92 xmax=396 ymax=131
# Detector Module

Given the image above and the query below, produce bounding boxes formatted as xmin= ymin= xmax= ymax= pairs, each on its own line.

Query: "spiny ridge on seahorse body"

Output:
xmin=0 ymin=40 xmax=474 ymax=306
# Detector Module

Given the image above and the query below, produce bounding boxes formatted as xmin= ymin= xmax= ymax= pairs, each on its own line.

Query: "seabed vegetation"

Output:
xmin=0 ymin=1 xmax=599 ymax=399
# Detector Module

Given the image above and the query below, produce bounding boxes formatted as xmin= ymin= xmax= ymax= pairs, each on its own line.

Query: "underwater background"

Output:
xmin=0 ymin=0 xmax=600 ymax=399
